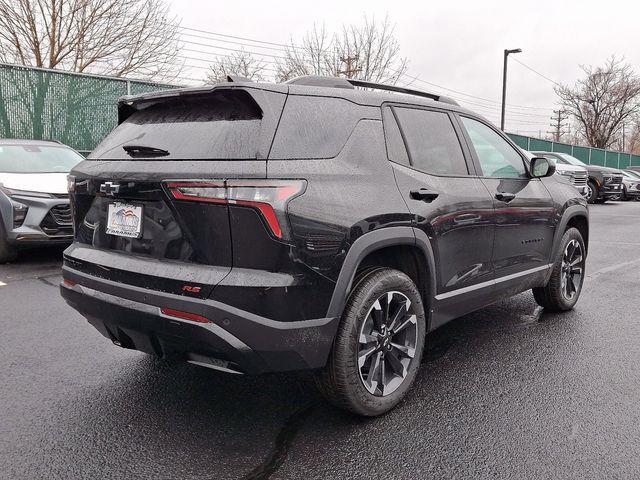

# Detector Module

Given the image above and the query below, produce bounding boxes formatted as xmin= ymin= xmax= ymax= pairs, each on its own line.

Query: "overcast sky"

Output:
xmin=168 ymin=0 xmax=640 ymax=136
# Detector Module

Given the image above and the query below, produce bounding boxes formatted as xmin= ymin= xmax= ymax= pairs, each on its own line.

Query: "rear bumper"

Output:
xmin=60 ymin=266 xmax=339 ymax=374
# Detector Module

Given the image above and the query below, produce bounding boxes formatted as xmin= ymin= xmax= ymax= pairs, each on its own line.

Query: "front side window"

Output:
xmin=461 ymin=117 xmax=527 ymax=178
xmin=393 ymin=107 xmax=468 ymax=176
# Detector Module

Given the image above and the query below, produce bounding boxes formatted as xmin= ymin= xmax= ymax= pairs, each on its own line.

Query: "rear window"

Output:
xmin=0 ymin=144 xmax=83 ymax=173
xmin=269 ymin=96 xmax=366 ymax=159
xmin=90 ymin=90 xmax=263 ymax=160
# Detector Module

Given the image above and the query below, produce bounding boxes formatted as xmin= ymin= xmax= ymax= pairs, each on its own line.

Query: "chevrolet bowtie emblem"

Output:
xmin=99 ymin=181 xmax=120 ymax=196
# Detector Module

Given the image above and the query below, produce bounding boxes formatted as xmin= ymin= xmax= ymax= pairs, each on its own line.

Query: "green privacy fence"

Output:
xmin=0 ymin=63 xmax=177 ymax=154
xmin=508 ymin=133 xmax=640 ymax=169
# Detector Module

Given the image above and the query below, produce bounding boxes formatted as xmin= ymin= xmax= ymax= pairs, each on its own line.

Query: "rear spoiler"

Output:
xmin=117 ymin=82 xmax=287 ymax=125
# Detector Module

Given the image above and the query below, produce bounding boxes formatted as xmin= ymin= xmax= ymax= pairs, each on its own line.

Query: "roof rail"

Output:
xmin=348 ymin=79 xmax=459 ymax=106
xmin=286 ymin=75 xmax=354 ymax=89
xmin=286 ymin=75 xmax=458 ymax=105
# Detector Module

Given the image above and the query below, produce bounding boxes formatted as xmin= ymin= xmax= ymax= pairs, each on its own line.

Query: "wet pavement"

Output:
xmin=1 ymin=202 xmax=640 ymax=479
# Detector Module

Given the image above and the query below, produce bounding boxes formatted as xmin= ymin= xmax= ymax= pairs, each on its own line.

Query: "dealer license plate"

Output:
xmin=106 ymin=202 xmax=143 ymax=238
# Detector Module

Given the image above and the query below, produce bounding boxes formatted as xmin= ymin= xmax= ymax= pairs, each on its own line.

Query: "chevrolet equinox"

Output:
xmin=61 ymin=76 xmax=589 ymax=416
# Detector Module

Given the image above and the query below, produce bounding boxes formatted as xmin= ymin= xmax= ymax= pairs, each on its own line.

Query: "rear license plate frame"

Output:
xmin=106 ymin=202 xmax=143 ymax=239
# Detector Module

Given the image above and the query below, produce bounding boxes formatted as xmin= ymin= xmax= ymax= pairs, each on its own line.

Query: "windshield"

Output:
xmin=557 ymin=153 xmax=587 ymax=167
xmin=0 ymin=144 xmax=83 ymax=173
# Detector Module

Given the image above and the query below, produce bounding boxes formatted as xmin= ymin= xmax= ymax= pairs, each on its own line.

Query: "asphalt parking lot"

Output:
xmin=1 ymin=201 xmax=640 ymax=480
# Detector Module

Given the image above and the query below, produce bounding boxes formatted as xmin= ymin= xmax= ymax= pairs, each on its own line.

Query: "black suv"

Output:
xmin=532 ymin=151 xmax=624 ymax=204
xmin=61 ymin=76 xmax=589 ymax=416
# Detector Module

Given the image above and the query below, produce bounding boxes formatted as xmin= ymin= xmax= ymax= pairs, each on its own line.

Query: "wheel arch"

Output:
xmin=326 ymin=227 xmax=436 ymax=328
xmin=552 ymin=205 xmax=589 ymax=260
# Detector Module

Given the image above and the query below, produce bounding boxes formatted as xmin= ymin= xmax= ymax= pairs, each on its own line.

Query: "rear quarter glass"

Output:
xmin=269 ymin=95 xmax=379 ymax=159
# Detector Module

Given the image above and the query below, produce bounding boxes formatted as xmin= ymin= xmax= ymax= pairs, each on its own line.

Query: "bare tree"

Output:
xmin=626 ymin=123 xmax=640 ymax=155
xmin=276 ymin=24 xmax=335 ymax=80
xmin=0 ymin=0 xmax=181 ymax=81
xmin=555 ymin=57 xmax=640 ymax=149
xmin=205 ymin=49 xmax=267 ymax=84
xmin=276 ymin=16 xmax=408 ymax=84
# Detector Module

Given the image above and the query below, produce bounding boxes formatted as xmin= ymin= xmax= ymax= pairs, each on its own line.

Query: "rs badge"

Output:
xmin=182 ymin=285 xmax=201 ymax=294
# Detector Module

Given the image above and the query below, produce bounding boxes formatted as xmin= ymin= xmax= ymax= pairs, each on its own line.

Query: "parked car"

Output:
xmin=532 ymin=151 xmax=624 ymax=204
xmin=60 ymin=76 xmax=589 ymax=416
xmin=620 ymin=170 xmax=640 ymax=200
xmin=520 ymin=149 xmax=588 ymax=197
xmin=627 ymin=166 xmax=640 ymax=174
xmin=0 ymin=139 xmax=84 ymax=262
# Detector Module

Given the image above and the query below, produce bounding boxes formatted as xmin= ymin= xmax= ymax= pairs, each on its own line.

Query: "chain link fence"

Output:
xmin=0 ymin=63 xmax=177 ymax=154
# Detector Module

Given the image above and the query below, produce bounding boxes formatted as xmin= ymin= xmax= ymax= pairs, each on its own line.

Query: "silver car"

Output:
xmin=0 ymin=139 xmax=83 ymax=262
xmin=620 ymin=169 xmax=640 ymax=201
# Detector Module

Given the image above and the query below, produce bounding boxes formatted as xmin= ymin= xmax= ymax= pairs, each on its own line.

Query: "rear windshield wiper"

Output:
xmin=123 ymin=145 xmax=170 ymax=157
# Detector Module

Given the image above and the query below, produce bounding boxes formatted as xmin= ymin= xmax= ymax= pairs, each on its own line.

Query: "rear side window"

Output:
xmin=269 ymin=96 xmax=364 ymax=159
xmin=393 ymin=107 xmax=468 ymax=175
xmin=91 ymin=90 xmax=262 ymax=160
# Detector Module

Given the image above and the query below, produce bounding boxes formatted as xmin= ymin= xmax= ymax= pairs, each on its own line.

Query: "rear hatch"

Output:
xmin=66 ymin=85 xmax=287 ymax=299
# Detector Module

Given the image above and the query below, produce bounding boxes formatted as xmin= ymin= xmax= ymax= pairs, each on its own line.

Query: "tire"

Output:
xmin=316 ymin=268 xmax=426 ymax=416
xmin=0 ymin=222 xmax=17 ymax=264
xmin=586 ymin=181 xmax=598 ymax=204
xmin=533 ymin=227 xmax=586 ymax=312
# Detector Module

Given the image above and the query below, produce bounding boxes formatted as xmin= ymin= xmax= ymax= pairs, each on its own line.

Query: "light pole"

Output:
xmin=501 ymin=48 xmax=522 ymax=131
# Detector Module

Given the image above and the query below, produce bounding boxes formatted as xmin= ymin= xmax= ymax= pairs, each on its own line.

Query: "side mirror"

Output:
xmin=530 ymin=157 xmax=556 ymax=178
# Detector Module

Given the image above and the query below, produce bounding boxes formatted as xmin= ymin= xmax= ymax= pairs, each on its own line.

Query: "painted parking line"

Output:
xmin=0 ymin=281 xmax=6 ymax=286
xmin=589 ymin=213 xmax=640 ymax=218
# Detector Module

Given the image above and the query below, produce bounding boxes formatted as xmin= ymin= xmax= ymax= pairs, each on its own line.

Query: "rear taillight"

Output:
xmin=165 ymin=179 xmax=306 ymax=240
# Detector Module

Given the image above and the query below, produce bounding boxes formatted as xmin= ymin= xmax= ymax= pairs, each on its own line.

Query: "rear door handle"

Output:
xmin=495 ymin=192 xmax=516 ymax=202
xmin=410 ymin=188 xmax=439 ymax=202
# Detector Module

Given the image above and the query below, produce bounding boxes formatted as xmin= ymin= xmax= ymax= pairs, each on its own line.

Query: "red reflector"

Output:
xmin=160 ymin=307 xmax=212 ymax=324
xmin=63 ymin=279 xmax=76 ymax=287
